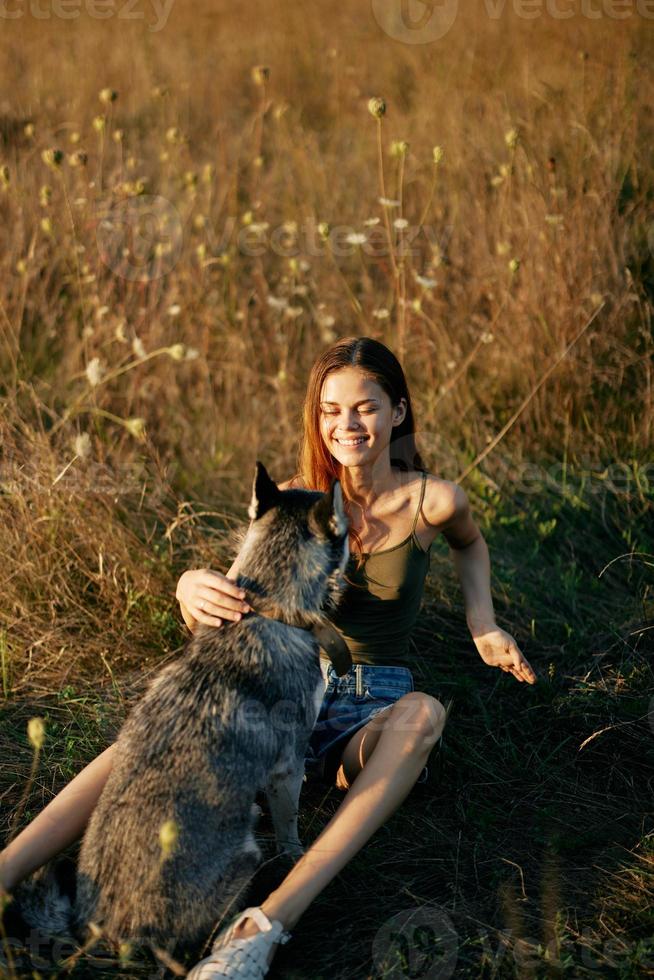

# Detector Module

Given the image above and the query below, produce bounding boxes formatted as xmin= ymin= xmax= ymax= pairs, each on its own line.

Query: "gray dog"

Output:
xmin=10 ymin=461 xmax=351 ymax=967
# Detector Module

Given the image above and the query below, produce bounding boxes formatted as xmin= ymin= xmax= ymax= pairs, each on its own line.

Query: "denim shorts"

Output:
xmin=304 ymin=663 xmax=431 ymax=787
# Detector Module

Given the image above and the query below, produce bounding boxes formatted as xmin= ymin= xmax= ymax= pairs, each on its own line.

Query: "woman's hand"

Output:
xmin=176 ymin=569 xmax=252 ymax=630
xmin=471 ymin=625 xmax=537 ymax=684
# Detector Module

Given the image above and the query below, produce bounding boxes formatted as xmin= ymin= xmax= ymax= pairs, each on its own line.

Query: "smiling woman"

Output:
xmin=0 ymin=336 xmax=537 ymax=980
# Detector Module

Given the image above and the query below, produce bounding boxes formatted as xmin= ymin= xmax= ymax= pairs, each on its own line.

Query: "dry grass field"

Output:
xmin=0 ymin=1 xmax=653 ymax=977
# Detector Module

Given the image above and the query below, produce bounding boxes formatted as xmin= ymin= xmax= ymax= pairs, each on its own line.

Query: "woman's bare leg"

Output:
xmin=228 ymin=692 xmax=447 ymax=966
xmin=0 ymin=743 xmax=117 ymax=893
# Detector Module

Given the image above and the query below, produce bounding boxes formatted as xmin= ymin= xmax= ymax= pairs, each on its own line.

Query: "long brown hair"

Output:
xmin=293 ymin=336 xmax=427 ymax=563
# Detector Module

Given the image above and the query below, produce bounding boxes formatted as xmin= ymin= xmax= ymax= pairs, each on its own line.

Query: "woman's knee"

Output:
xmin=391 ymin=692 xmax=447 ymax=748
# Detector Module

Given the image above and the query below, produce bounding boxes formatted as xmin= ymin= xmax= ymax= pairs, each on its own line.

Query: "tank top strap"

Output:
xmin=410 ymin=471 xmax=427 ymax=536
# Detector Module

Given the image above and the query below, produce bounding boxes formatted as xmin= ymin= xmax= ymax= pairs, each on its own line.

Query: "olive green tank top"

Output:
xmin=326 ymin=471 xmax=432 ymax=666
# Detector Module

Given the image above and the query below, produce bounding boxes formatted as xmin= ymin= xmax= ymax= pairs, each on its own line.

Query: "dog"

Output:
xmin=8 ymin=461 xmax=351 ymax=968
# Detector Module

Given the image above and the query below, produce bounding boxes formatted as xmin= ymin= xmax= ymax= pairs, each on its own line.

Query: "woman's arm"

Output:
xmin=436 ymin=484 xmax=538 ymax=684
xmin=0 ymin=743 xmax=117 ymax=892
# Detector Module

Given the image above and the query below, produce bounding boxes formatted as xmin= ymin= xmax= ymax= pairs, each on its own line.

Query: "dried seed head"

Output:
xmin=125 ymin=417 xmax=147 ymax=441
xmin=167 ymin=343 xmax=186 ymax=361
xmin=86 ymin=357 xmax=103 ymax=387
xmin=99 ymin=88 xmax=118 ymax=105
xmin=251 ymin=65 xmax=270 ymax=86
xmin=68 ymin=151 xmax=88 ymax=168
xmin=505 ymin=128 xmax=519 ymax=150
xmin=41 ymin=148 xmax=63 ymax=170
xmin=390 ymin=140 xmax=408 ymax=158
xmin=432 ymin=145 xmax=444 ymax=165
xmin=27 ymin=717 xmax=46 ymax=751
xmin=508 ymin=258 xmax=520 ymax=274
xmin=367 ymin=96 xmax=386 ymax=119
xmin=92 ymin=115 xmax=106 ymax=132
xmin=73 ymin=432 xmax=92 ymax=458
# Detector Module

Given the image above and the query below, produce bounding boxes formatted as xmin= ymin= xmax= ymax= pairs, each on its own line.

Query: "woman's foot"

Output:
xmin=185 ymin=906 xmax=292 ymax=979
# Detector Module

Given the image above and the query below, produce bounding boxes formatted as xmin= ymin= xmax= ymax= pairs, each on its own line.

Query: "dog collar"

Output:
xmin=243 ymin=601 xmax=353 ymax=677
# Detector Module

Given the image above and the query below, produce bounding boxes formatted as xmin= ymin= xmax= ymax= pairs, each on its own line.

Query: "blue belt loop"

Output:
xmin=355 ymin=663 xmax=363 ymax=697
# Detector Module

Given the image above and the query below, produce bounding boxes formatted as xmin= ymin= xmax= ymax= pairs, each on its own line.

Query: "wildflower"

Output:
xmin=415 ymin=273 xmax=437 ymax=289
xmin=16 ymin=258 xmax=27 ymax=275
xmin=345 ymin=232 xmax=366 ymax=246
xmin=490 ymin=175 xmax=504 ymax=187
xmin=0 ymin=165 xmax=9 ymax=189
xmin=167 ymin=304 xmax=181 ymax=316
xmin=86 ymin=357 xmax=103 ymax=387
xmin=481 ymin=331 xmax=494 ymax=343
xmin=251 ymin=65 xmax=270 ymax=86
xmin=125 ymin=417 xmax=147 ymax=441
xmin=99 ymin=88 xmax=118 ymax=105
xmin=378 ymin=196 xmax=400 ymax=207
xmin=112 ymin=129 xmax=124 ymax=143
xmin=273 ymin=102 xmax=289 ymax=121
xmin=367 ymin=96 xmax=386 ymax=119
xmin=196 ymin=243 xmax=207 ymax=262
xmin=185 ymin=347 xmax=200 ymax=361
xmin=364 ymin=217 xmax=380 ymax=226
xmin=167 ymin=343 xmax=186 ymax=361
xmin=23 ymin=122 xmax=35 ymax=138
xmin=505 ymin=128 xmax=519 ymax=150
xmin=241 ymin=210 xmax=253 ymax=226
xmin=432 ymin=145 xmax=444 ymax=164
xmin=393 ymin=218 xmax=409 ymax=230
xmin=132 ymin=337 xmax=146 ymax=358
xmin=27 ymin=717 xmax=45 ymax=751
xmin=390 ymin=140 xmax=409 ymax=158
xmin=317 ymin=221 xmax=330 ymax=240
xmin=372 ymin=308 xmax=390 ymax=319
xmin=92 ymin=115 xmax=106 ymax=132
xmin=40 ymin=217 xmax=53 ymax=236
xmin=68 ymin=151 xmax=88 ymax=168
xmin=69 ymin=131 xmax=81 ymax=144
xmin=114 ymin=320 xmax=127 ymax=343
xmin=508 ymin=258 xmax=520 ymax=274
xmin=499 ymin=163 xmax=512 ymax=178
xmin=267 ymin=296 xmax=288 ymax=312
xmin=151 ymin=84 xmax=168 ymax=98
xmin=193 ymin=214 xmax=207 ymax=230
xmin=284 ymin=306 xmax=303 ymax=319
xmin=446 ymin=359 xmax=456 ymax=370
xmin=73 ymin=432 xmax=92 ymax=459
xmin=496 ymin=241 xmax=510 ymax=255
xmin=159 ymin=818 xmax=178 ymax=859
xmin=41 ymin=148 xmax=64 ymax=170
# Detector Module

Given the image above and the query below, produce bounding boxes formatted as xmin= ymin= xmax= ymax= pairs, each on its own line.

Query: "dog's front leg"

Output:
xmin=265 ymin=758 xmax=306 ymax=859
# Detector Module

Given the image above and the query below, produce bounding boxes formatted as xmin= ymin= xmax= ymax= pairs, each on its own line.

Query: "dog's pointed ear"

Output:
xmin=248 ymin=461 xmax=281 ymax=521
xmin=309 ymin=479 xmax=348 ymax=538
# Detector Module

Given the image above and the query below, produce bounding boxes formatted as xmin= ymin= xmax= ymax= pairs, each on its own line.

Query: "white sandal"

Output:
xmin=185 ymin=906 xmax=292 ymax=979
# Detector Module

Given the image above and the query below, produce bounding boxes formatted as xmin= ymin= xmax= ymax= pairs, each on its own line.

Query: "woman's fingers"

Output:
xmin=510 ymin=646 xmax=537 ymax=684
xmin=194 ymin=587 xmax=249 ymax=623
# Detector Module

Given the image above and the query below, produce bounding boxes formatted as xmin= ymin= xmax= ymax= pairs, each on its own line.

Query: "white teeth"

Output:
xmin=335 ymin=437 xmax=367 ymax=446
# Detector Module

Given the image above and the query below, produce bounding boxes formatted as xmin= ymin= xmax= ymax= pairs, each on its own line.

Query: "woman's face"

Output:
xmin=319 ymin=366 xmax=406 ymax=470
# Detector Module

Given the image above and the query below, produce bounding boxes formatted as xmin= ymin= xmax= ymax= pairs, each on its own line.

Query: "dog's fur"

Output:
xmin=9 ymin=461 xmax=350 ymax=964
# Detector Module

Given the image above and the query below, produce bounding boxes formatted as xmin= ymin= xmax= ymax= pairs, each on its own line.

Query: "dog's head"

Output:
xmin=239 ymin=460 xmax=350 ymax=615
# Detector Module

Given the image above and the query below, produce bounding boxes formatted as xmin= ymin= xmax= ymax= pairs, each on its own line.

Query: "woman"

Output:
xmin=0 ymin=336 xmax=536 ymax=979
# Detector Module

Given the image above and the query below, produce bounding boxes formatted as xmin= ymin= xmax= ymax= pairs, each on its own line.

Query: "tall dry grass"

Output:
xmin=0 ymin=2 xmax=652 ymax=976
